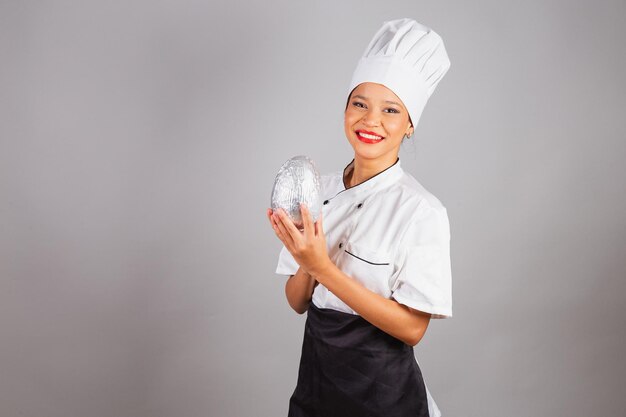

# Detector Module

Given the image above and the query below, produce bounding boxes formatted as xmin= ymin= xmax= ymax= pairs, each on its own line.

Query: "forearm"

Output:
xmin=285 ymin=267 xmax=318 ymax=314
xmin=310 ymin=262 xmax=430 ymax=346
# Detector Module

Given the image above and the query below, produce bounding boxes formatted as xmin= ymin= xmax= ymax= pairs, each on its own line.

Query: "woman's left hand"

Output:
xmin=269 ymin=203 xmax=331 ymax=277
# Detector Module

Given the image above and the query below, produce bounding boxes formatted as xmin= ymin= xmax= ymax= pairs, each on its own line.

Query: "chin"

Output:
xmin=354 ymin=150 xmax=383 ymax=161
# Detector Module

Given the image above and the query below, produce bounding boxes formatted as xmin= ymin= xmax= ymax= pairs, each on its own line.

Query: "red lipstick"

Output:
xmin=355 ymin=129 xmax=384 ymax=144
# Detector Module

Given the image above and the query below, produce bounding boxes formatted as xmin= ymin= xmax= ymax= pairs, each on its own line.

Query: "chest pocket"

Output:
xmin=341 ymin=242 xmax=394 ymax=297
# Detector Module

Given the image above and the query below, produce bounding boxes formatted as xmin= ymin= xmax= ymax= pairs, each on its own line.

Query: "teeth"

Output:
xmin=358 ymin=132 xmax=383 ymax=140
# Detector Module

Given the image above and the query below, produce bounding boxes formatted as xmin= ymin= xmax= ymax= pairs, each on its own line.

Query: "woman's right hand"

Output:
xmin=267 ymin=208 xmax=319 ymax=313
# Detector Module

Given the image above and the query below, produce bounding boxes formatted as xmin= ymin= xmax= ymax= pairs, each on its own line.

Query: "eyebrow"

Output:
xmin=352 ymin=94 xmax=402 ymax=107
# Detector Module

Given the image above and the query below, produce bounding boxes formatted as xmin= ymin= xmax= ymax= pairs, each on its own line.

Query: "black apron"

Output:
xmin=288 ymin=302 xmax=429 ymax=417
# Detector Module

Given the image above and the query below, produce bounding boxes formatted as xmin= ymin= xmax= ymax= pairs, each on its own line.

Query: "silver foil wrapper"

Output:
xmin=271 ymin=155 xmax=322 ymax=227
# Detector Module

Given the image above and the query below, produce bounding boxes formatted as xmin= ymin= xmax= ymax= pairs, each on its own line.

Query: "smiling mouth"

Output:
xmin=356 ymin=130 xmax=384 ymax=143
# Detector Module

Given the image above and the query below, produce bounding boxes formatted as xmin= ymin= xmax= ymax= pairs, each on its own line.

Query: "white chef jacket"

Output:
xmin=275 ymin=157 xmax=451 ymax=417
xmin=275 ymin=157 xmax=453 ymax=319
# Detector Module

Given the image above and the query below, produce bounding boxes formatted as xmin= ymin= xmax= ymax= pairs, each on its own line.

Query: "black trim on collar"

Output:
xmin=342 ymin=157 xmax=400 ymax=190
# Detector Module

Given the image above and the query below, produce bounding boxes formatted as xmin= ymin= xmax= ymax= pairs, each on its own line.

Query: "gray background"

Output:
xmin=1 ymin=1 xmax=625 ymax=416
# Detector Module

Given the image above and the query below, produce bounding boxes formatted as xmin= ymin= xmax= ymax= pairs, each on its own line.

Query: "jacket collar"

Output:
xmin=331 ymin=157 xmax=404 ymax=202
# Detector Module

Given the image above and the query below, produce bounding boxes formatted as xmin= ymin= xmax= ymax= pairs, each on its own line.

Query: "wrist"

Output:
xmin=307 ymin=257 xmax=334 ymax=283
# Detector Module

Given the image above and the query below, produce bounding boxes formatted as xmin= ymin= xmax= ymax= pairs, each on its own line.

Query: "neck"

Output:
xmin=347 ymin=154 xmax=399 ymax=188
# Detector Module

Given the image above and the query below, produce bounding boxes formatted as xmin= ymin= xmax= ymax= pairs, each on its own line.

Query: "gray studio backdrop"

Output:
xmin=1 ymin=1 xmax=625 ymax=416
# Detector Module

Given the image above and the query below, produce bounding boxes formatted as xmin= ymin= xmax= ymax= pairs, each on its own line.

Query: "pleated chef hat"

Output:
xmin=348 ymin=18 xmax=450 ymax=127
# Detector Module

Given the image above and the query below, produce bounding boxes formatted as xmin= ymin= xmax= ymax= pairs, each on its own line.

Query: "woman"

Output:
xmin=267 ymin=18 xmax=452 ymax=417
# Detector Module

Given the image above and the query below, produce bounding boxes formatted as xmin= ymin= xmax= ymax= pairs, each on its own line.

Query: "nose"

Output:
xmin=361 ymin=109 xmax=380 ymax=127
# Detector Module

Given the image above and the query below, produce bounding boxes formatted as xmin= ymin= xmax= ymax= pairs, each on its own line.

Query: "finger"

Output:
xmin=268 ymin=208 xmax=282 ymax=234
xmin=273 ymin=217 xmax=292 ymax=248
xmin=276 ymin=208 xmax=302 ymax=243
xmin=273 ymin=210 xmax=295 ymax=248
xmin=269 ymin=211 xmax=282 ymax=235
xmin=315 ymin=209 xmax=324 ymax=237
xmin=269 ymin=212 xmax=287 ymax=243
xmin=301 ymin=203 xmax=314 ymax=240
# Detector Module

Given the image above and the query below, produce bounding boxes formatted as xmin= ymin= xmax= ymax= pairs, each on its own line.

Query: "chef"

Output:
xmin=267 ymin=18 xmax=453 ymax=417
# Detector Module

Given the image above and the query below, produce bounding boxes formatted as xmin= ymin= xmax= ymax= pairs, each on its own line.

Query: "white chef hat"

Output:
xmin=348 ymin=18 xmax=451 ymax=127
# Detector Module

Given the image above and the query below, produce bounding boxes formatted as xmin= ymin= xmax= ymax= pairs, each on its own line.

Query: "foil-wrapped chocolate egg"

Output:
xmin=271 ymin=155 xmax=322 ymax=228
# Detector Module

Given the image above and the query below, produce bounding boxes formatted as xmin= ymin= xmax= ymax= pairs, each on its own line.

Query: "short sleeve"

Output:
xmin=390 ymin=203 xmax=453 ymax=319
xmin=275 ymin=245 xmax=299 ymax=276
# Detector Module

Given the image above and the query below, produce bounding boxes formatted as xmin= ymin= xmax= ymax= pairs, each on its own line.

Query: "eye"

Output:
xmin=351 ymin=101 xmax=366 ymax=108
xmin=384 ymin=108 xmax=400 ymax=114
